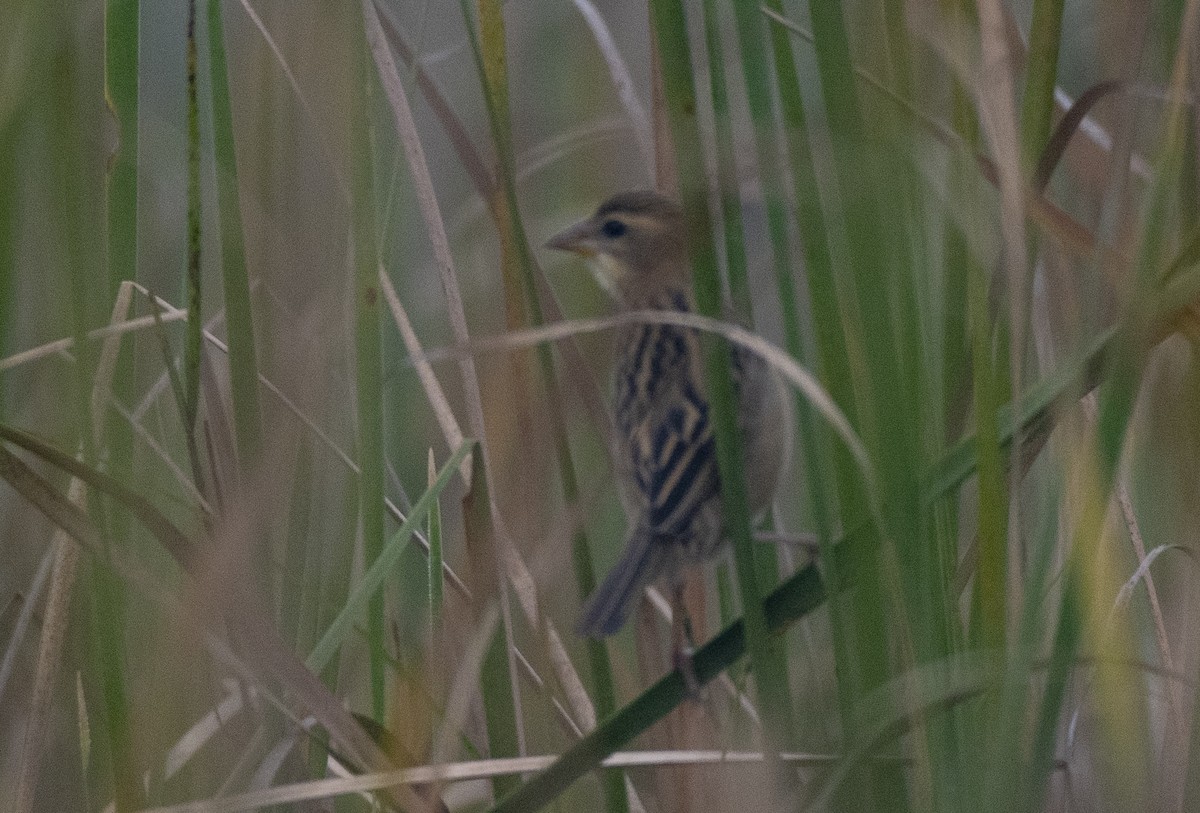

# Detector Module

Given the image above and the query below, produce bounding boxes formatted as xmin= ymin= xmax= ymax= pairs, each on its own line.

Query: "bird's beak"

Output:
xmin=545 ymin=219 xmax=598 ymax=256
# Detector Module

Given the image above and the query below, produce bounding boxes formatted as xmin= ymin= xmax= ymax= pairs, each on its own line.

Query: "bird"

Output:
xmin=545 ymin=190 xmax=792 ymax=641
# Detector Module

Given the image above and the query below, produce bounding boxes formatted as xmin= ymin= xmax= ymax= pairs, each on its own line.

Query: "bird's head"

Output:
xmin=545 ymin=190 xmax=688 ymax=303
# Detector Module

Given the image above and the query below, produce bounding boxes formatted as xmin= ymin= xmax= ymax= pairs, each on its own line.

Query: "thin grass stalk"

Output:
xmin=701 ymin=0 xmax=795 ymax=736
xmin=965 ymin=224 xmax=1008 ymax=798
xmin=984 ymin=476 xmax=1062 ymax=812
xmin=870 ymin=5 xmax=934 ymax=435
xmin=700 ymin=0 xmax=768 ymax=657
xmin=317 ymin=475 xmax=360 ymax=691
xmin=937 ymin=53 xmax=998 ymax=809
xmin=15 ymin=65 xmax=89 ymax=813
xmin=15 ymin=494 xmax=82 ymax=813
xmin=758 ymin=2 xmax=876 ymax=751
xmin=280 ymin=441 xmax=313 ymax=644
xmin=463 ymin=451 xmax=522 ymax=801
xmin=427 ymin=450 xmax=444 ymax=630
xmin=456 ymin=2 xmax=626 ymax=805
xmin=306 ymin=442 xmax=473 ymax=675
xmin=185 ymin=0 xmax=202 ymax=434
xmin=63 ymin=40 xmax=146 ymax=813
xmin=103 ymin=0 xmax=141 ymax=476
xmin=1011 ymin=3 xmax=1064 ymax=702
xmin=700 ymin=0 xmax=801 ymax=772
xmin=975 ymin=5 xmax=1031 ymax=658
xmin=939 ymin=78 xmax=976 ymax=449
xmin=99 ymin=1 xmax=142 ymax=809
xmin=105 ymin=0 xmax=137 ymax=295
xmin=934 ymin=29 xmax=980 ymax=721
xmin=348 ymin=0 xmax=387 ymax=718
xmin=86 ymin=288 xmax=147 ymax=811
xmin=1186 ymin=375 xmax=1200 ymax=809
xmin=967 ymin=104 xmax=1008 ymax=655
xmin=562 ymin=457 xmax=626 ymax=813
xmin=206 ymin=0 xmax=263 ymax=464
xmin=648 ymin=0 xmax=797 ymax=762
xmin=732 ymin=5 xmax=809 ymax=388
xmin=0 ymin=122 xmax=14 ymax=390
xmin=969 ymin=337 xmax=1007 ymax=648
xmin=700 ymin=0 xmax=750 ymax=321
xmin=1019 ymin=0 xmax=1065 ymax=172
xmin=1019 ymin=486 xmax=1082 ymax=811
xmin=102 ymin=0 xmax=140 ymax=518
xmin=446 ymin=0 xmax=544 ymax=772
xmin=298 ymin=460 xmax=340 ymax=654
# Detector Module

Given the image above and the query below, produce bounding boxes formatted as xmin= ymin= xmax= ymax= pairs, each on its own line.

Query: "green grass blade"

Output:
xmin=206 ymin=0 xmax=263 ymax=463
xmin=463 ymin=449 xmax=522 ymax=800
xmin=700 ymin=0 xmax=751 ymax=320
xmin=348 ymin=0 xmax=387 ymax=719
xmin=1019 ymin=0 xmax=1065 ymax=171
xmin=756 ymin=0 xmax=874 ymax=744
xmin=307 ymin=440 xmax=474 ymax=675
xmin=101 ymin=2 xmax=141 ymax=809
xmin=426 ymin=450 xmax=444 ymax=630
xmin=185 ymin=0 xmax=202 ymax=432
xmin=649 ymin=0 xmax=797 ymax=758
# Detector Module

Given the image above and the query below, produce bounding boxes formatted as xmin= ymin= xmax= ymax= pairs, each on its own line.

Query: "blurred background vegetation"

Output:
xmin=2 ymin=0 xmax=1199 ymax=811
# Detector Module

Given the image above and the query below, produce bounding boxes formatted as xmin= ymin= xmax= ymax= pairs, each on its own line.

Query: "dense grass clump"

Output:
xmin=1 ymin=2 xmax=1199 ymax=812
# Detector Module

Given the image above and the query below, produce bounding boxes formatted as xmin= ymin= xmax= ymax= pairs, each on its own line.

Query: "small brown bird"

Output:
xmin=546 ymin=190 xmax=791 ymax=638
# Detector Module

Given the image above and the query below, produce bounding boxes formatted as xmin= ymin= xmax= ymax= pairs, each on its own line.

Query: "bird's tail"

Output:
xmin=577 ymin=526 xmax=669 ymax=638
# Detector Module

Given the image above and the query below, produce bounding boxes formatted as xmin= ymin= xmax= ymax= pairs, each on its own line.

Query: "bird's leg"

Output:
xmin=671 ymin=582 xmax=701 ymax=699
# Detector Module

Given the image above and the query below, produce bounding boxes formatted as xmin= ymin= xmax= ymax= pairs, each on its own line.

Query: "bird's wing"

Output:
xmin=614 ymin=323 xmax=720 ymax=538
xmin=632 ymin=381 xmax=719 ymax=537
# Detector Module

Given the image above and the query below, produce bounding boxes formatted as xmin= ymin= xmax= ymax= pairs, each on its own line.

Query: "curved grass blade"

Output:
xmin=489 ymin=533 xmax=860 ymax=813
xmin=0 ymin=429 xmax=440 ymax=813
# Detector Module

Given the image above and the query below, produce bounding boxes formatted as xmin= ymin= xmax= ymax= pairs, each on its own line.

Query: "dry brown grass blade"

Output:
xmin=232 ymin=0 xmax=348 ymax=198
xmin=0 ymin=436 xmax=440 ymax=812
xmin=366 ymin=0 xmax=597 ymax=749
xmin=13 ymin=480 xmax=83 ymax=813
xmin=1034 ymin=80 xmax=1124 ymax=193
xmin=374 ymin=1 xmax=496 ymax=200
xmin=418 ymin=311 xmax=877 ymax=505
xmin=363 ymin=0 xmax=484 ymax=447
xmin=569 ymin=0 xmax=654 ymax=170
xmin=138 ymin=750 xmax=886 ymax=813
xmin=378 ymin=268 xmax=469 ymax=481
xmin=13 ymin=279 xmax=139 ymax=812
xmin=375 ymin=0 xmax=611 ymax=465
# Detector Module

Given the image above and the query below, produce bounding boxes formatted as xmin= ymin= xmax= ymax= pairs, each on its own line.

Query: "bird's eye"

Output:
xmin=600 ymin=219 xmax=627 ymax=238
